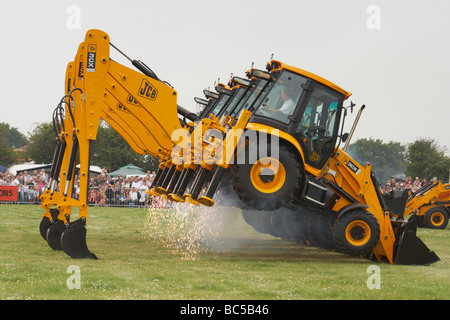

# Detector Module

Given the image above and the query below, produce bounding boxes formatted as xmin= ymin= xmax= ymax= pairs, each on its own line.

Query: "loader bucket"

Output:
xmin=39 ymin=208 xmax=60 ymax=241
xmin=383 ymin=189 xmax=410 ymax=217
xmin=61 ymin=219 xmax=97 ymax=259
xmin=394 ymin=215 xmax=440 ymax=265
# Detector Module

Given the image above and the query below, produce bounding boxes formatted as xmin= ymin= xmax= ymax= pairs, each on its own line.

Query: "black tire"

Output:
xmin=332 ymin=210 xmax=380 ymax=256
xmin=311 ymin=212 xmax=337 ymax=251
xmin=417 ymin=214 xmax=426 ymax=228
xmin=231 ymin=143 xmax=304 ymax=211
xmin=424 ymin=206 xmax=449 ymax=229
xmin=281 ymin=209 xmax=309 ymax=243
xmin=241 ymin=210 xmax=274 ymax=235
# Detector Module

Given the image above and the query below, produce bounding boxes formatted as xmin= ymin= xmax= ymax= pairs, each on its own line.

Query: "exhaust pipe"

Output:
xmin=343 ymin=105 xmax=365 ymax=152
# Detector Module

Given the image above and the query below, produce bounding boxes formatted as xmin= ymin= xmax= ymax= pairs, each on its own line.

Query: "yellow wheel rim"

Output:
xmin=345 ymin=220 xmax=371 ymax=246
xmin=250 ymin=157 xmax=286 ymax=194
xmin=430 ymin=211 xmax=444 ymax=227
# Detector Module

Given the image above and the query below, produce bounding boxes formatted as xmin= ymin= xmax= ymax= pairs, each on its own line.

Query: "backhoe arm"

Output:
xmin=40 ymin=29 xmax=193 ymax=258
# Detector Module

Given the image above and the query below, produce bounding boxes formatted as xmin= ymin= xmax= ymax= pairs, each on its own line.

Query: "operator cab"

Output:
xmin=199 ymin=68 xmax=275 ymax=123
xmin=195 ymin=90 xmax=219 ymax=116
xmin=203 ymin=84 xmax=233 ymax=119
xmin=211 ymin=69 xmax=275 ymax=125
xmin=250 ymin=60 xmax=350 ymax=169
xmin=229 ymin=70 xmax=274 ymax=121
xmin=216 ymin=77 xmax=252 ymax=120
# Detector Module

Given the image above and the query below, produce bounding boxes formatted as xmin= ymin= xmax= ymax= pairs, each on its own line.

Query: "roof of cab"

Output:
xmin=270 ymin=60 xmax=352 ymax=100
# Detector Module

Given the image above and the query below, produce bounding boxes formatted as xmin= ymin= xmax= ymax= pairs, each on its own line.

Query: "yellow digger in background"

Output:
xmin=39 ymin=29 xmax=439 ymax=265
xmin=385 ymin=181 xmax=450 ymax=229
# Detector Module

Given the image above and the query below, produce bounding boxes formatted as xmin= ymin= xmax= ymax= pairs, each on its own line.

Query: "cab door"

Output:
xmin=289 ymin=83 xmax=343 ymax=169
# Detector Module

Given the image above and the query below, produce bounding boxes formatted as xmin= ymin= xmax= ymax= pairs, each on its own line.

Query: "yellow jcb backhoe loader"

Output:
xmin=384 ymin=181 xmax=450 ymax=229
xmin=40 ymin=29 xmax=439 ymax=266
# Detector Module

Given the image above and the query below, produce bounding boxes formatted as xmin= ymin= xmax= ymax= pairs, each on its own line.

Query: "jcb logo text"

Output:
xmin=138 ymin=79 xmax=158 ymax=101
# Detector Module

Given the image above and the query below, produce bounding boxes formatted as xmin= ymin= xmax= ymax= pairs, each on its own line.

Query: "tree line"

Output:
xmin=0 ymin=121 xmax=159 ymax=173
xmin=1 ymin=121 xmax=449 ymax=182
xmin=347 ymin=138 xmax=450 ymax=183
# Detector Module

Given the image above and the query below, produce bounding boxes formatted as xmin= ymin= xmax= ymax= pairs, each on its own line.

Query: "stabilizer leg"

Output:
xmin=169 ymin=167 xmax=196 ymax=202
xmin=198 ymin=166 xmax=226 ymax=207
xmin=185 ymin=167 xmax=211 ymax=205
xmin=155 ymin=164 xmax=177 ymax=194
xmin=150 ymin=162 xmax=171 ymax=194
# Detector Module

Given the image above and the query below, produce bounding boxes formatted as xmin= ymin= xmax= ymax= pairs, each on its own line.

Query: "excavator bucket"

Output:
xmin=394 ymin=215 xmax=440 ymax=265
xmin=47 ymin=220 xmax=66 ymax=251
xmin=39 ymin=208 xmax=60 ymax=241
xmin=61 ymin=219 xmax=97 ymax=259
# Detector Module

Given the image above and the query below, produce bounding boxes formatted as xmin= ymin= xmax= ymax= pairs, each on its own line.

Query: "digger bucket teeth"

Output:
xmin=61 ymin=219 xmax=98 ymax=259
xmin=39 ymin=208 xmax=60 ymax=241
xmin=47 ymin=220 xmax=66 ymax=251
xmin=394 ymin=215 xmax=440 ymax=265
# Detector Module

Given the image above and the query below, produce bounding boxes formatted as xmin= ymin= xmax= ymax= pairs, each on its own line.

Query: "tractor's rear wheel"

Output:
xmin=333 ymin=210 xmax=380 ymax=256
xmin=231 ymin=144 xmax=303 ymax=211
xmin=424 ymin=206 xmax=449 ymax=229
xmin=241 ymin=210 xmax=274 ymax=235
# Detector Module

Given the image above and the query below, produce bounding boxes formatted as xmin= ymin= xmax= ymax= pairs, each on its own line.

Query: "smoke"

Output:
xmin=241 ymin=204 xmax=338 ymax=252
xmin=346 ymin=141 xmax=406 ymax=183
xmin=214 ymin=171 xmax=339 ymax=252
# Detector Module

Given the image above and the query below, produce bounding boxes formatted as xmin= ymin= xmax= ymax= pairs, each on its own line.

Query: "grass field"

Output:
xmin=0 ymin=203 xmax=449 ymax=300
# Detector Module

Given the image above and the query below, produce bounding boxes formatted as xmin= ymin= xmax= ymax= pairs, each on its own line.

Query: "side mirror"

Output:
xmin=349 ymin=101 xmax=355 ymax=113
xmin=231 ymin=76 xmax=252 ymax=87
xmin=249 ymin=69 xmax=273 ymax=80
xmin=341 ymin=132 xmax=349 ymax=143
xmin=194 ymin=97 xmax=209 ymax=106
xmin=203 ymin=90 xmax=219 ymax=100
xmin=215 ymin=85 xmax=232 ymax=96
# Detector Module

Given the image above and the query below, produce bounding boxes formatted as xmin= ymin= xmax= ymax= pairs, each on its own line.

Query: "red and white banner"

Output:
xmin=0 ymin=186 xmax=18 ymax=201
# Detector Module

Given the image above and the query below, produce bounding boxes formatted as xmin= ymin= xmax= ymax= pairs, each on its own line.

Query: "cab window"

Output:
xmin=210 ymin=95 xmax=230 ymax=117
xmin=254 ymin=71 xmax=307 ymax=124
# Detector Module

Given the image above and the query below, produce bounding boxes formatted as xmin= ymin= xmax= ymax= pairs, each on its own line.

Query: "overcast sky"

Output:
xmin=1 ymin=0 xmax=449 ymax=154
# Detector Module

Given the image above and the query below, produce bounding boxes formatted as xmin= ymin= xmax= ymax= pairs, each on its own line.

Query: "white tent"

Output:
xmin=75 ymin=164 xmax=102 ymax=175
xmin=8 ymin=162 xmax=102 ymax=176
xmin=8 ymin=162 xmax=51 ymax=175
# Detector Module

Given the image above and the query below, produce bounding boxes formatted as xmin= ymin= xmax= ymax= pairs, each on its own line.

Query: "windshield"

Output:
xmin=209 ymin=94 xmax=231 ymax=117
xmin=237 ymin=79 xmax=269 ymax=115
xmin=253 ymin=71 xmax=307 ymax=124
xmin=217 ymin=87 xmax=247 ymax=118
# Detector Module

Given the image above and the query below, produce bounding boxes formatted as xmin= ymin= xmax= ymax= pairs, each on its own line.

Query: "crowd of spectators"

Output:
xmin=0 ymin=166 xmax=445 ymax=207
xmin=83 ymin=168 xmax=166 ymax=207
xmin=382 ymin=176 xmax=439 ymax=195
xmin=0 ymin=168 xmax=48 ymax=203
xmin=0 ymin=167 xmax=173 ymax=208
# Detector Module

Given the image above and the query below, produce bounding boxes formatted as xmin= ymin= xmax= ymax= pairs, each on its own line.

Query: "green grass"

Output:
xmin=0 ymin=204 xmax=449 ymax=300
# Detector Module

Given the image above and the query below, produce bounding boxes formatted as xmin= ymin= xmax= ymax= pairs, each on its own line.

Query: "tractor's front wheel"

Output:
xmin=333 ymin=210 xmax=380 ymax=256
